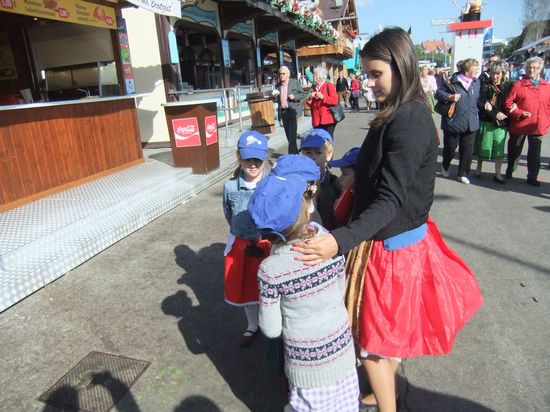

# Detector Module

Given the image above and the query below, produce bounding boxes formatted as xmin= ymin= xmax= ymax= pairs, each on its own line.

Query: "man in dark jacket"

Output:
xmin=478 ymin=54 xmax=500 ymax=85
xmin=336 ymin=72 xmax=349 ymax=108
xmin=273 ymin=66 xmax=304 ymax=154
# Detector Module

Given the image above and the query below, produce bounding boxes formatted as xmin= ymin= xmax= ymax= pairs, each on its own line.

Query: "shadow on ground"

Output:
xmin=162 ymin=243 xmax=286 ymax=412
xmin=397 ymin=374 xmax=495 ymax=411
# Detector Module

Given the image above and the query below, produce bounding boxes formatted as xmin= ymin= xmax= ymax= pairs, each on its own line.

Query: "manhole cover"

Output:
xmin=38 ymin=351 xmax=150 ymax=412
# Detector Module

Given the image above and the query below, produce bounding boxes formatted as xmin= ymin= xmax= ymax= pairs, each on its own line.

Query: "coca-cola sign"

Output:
xmin=204 ymin=115 xmax=218 ymax=146
xmin=172 ymin=117 xmax=201 ymax=147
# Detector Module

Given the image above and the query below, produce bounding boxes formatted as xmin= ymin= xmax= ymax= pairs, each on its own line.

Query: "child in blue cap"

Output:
xmin=247 ymin=175 xmax=359 ymax=412
xmin=270 ymin=154 xmax=320 ymax=212
xmin=328 ymin=147 xmax=361 ymax=227
xmin=299 ymin=128 xmax=342 ymax=230
xmin=222 ymin=130 xmax=271 ymax=347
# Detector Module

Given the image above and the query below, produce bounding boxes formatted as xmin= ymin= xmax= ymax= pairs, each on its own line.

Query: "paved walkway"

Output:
xmin=0 ymin=117 xmax=311 ymax=313
xmin=1 ymin=106 xmax=549 ymax=411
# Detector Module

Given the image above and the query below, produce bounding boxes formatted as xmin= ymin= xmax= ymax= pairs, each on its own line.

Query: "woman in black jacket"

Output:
xmin=436 ymin=58 xmax=481 ymax=184
xmin=292 ymin=28 xmax=483 ymax=412
xmin=474 ymin=62 xmax=511 ymax=183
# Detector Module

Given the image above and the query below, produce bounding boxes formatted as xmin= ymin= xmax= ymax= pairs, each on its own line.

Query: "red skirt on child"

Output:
xmin=224 ymin=237 xmax=271 ymax=306
xmin=359 ymin=217 xmax=483 ymax=358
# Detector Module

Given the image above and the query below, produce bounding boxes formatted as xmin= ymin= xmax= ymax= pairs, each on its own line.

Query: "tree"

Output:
xmin=522 ymin=0 xmax=550 ymax=42
xmin=501 ymin=36 xmax=523 ymax=60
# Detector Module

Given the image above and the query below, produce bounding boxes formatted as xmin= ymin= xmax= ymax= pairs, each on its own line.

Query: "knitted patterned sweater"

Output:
xmin=258 ymin=239 xmax=356 ymax=388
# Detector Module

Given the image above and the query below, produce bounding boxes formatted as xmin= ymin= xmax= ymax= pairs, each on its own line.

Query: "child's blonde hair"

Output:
xmin=323 ymin=141 xmax=334 ymax=157
xmin=299 ymin=141 xmax=334 ymax=157
xmin=262 ymin=182 xmax=318 ymax=245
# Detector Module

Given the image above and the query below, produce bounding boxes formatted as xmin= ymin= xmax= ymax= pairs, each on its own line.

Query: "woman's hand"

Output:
xmin=449 ymin=94 xmax=461 ymax=102
xmin=291 ymin=234 xmax=339 ymax=266
xmin=496 ymin=112 xmax=507 ymax=121
xmin=316 ymin=92 xmax=324 ymax=100
xmin=484 ymin=101 xmax=493 ymax=111
xmin=509 ymin=103 xmax=518 ymax=113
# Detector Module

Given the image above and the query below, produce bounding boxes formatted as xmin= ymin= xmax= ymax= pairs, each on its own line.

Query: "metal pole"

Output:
xmin=224 ymin=89 xmax=230 ymax=145
xmin=237 ymin=86 xmax=243 ymax=132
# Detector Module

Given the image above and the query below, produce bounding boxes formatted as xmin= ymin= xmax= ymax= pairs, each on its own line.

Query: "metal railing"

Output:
xmin=169 ymin=83 xmax=277 ymax=141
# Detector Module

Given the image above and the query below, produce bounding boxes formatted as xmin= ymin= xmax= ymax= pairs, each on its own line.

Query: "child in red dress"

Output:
xmin=223 ymin=131 xmax=271 ymax=347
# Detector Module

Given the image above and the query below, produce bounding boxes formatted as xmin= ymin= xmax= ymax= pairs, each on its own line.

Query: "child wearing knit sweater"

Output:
xmin=248 ymin=174 xmax=359 ymax=412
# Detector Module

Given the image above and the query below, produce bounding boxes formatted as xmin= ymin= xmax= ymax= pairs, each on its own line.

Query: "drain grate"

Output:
xmin=38 ymin=351 xmax=150 ymax=412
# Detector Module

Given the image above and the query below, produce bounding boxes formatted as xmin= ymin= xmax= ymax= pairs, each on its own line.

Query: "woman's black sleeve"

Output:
xmin=331 ymin=105 xmax=433 ymax=254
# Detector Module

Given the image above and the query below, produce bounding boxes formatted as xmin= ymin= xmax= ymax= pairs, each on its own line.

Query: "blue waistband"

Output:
xmin=383 ymin=224 xmax=427 ymax=251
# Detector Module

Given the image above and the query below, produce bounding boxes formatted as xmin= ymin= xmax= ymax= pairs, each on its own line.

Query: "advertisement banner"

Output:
xmin=126 ymin=0 xmax=181 ymax=18
xmin=204 ymin=115 xmax=218 ymax=146
xmin=117 ymin=17 xmax=135 ymax=94
xmin=172 ymin=117 xmax=201 ymax=148
xmin=221 ymin=39 xmax=231 ymax=68
xmin=0 ymin=0 xmax=116 ymax=30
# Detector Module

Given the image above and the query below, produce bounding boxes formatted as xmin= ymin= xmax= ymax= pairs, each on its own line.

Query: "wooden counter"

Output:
xmin=0 ymin=95 xmax=145 ymax=211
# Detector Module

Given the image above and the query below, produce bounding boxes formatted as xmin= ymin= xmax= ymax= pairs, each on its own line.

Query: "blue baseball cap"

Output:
xmin=300 ymin=128 xmax=333 ymax=150
xmin=270 ymin=154 xmax=320 ymax=182
xmin=248 ymin=175 xmax=307 ymax=242
xmin=238 ymin=131 xmax=268 ymax=160
xmin=328 ymin=147 xmax=361 ymax=168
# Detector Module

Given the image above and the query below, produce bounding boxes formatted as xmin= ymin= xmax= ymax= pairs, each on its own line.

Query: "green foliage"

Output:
xmin=500 ymin=36 xmax=523 ymax=59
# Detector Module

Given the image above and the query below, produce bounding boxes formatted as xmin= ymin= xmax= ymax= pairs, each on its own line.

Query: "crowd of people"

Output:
xmin=431 ymin=53 xmax=550 ymax=186
xmin=221 ymin=27 xmax=500 ymax=412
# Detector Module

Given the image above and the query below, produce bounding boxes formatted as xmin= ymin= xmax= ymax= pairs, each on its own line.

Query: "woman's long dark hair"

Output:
xmin=360 ymin=27 xmax=428 ymax=130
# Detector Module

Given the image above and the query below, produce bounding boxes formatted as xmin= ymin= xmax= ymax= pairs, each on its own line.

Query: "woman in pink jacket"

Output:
xmin=505 ymin=56 xmax=550 ymax=186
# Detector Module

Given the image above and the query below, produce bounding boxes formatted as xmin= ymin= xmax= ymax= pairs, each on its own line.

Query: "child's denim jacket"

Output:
xmin=223 ymin=172 xmax=263 ymax=240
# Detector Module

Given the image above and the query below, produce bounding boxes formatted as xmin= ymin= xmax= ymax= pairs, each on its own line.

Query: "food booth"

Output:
xmin=0 ymin=0 xmax=174 ymax=211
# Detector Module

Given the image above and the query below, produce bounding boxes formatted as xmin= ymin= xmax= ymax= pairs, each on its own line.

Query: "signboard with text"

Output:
xmin=431 ymin=18 xmax=457 ymax=26
xmin=204 ymin=115 xmax=217 ymax=146
xmin=172 ymin=117 xmax=201 ymax=148
xmin=126 ymin=0 xmax=181 ymax=18
xmin=0 ymin=0 xmax=116 ymax=29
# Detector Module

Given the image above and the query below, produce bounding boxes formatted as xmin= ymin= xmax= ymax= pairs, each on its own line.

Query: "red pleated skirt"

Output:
xmin=359 ymin=217 xmax=483 ymax=358
xmin=224 ymin=237 xmax=271 ymax=306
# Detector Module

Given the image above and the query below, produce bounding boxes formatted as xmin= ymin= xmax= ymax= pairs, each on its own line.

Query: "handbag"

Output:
xmin=329 ymin=103 xmax=345 ymax=123
xmin=352 ymin=91 xmax=362 ymax=99
xmin=434 ymin=82 xmax=457 ymax=118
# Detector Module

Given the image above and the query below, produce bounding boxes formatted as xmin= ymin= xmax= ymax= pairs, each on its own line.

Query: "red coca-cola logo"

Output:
xmin=206 ymin=123 xmax=216 ymax=135
xmin=176 ymin=125 xmax=198 ymax=136
xmin=172 ymin=117 xmax=201 ymax=147
xmin=204 ymin=115 xmax=217 ymax=146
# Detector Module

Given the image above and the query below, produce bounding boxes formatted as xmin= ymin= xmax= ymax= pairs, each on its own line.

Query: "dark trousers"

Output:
xmin=317 ymin=123 xmax=336 ymax=139
xmin=349 ymin=95 xmax=359 ymax=111
xmin=281 ymin=109 xmax=298 ymax=154
xmin=506 ymin=134 xmax=542 ymax=180
xmin=442 ymin=130 xmax=476 ymax=177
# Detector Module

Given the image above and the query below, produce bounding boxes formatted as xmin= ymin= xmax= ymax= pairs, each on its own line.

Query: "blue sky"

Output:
xmin=355 ymin=0 xmax=524 ymax=44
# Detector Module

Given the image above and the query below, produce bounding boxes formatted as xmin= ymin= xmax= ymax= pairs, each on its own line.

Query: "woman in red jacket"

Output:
xmin=504 ymin=56 xmax=550 ymax=186
xmin=349 ymin=72 xmax=361 ymax=112
xmin=307 ymin=66 xmax=339 ymax=137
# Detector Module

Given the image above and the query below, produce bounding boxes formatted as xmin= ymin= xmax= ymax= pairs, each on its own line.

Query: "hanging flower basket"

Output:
xmin=267 ymin=0 xmax=339 ymax=43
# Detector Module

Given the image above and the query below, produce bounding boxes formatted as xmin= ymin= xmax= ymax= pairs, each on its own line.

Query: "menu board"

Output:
xmin=0 ymin=0 xmax=117 ymax=30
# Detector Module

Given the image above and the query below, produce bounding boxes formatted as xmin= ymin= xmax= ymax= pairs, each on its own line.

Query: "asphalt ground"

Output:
xmin=1 ymin=102 xmax=549 ymax=411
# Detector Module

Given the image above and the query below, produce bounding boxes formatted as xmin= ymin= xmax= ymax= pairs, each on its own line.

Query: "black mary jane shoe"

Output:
xmin=239 ymin=328 xmax=259 ymax=347
xmin=493 ymin=176 xmax=505 ymax=185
